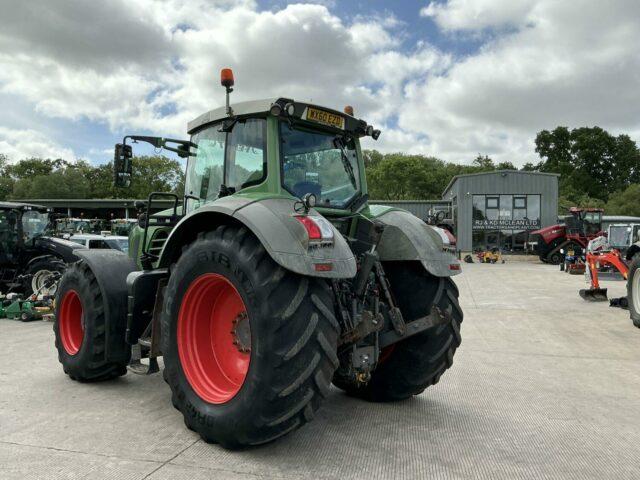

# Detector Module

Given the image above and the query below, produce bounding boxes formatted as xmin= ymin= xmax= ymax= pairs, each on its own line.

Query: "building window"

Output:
xmin=472 ymin=194 xmax=542 ymax=251
xmin=514 ymin=196 xmax=526 ymax=209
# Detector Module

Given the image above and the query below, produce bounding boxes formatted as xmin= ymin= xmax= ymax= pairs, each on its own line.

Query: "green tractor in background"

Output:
xmin=54 ymin=69 xmax=463 ymax=448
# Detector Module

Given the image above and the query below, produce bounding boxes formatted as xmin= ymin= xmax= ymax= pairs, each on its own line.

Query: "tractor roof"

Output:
xmin=0 ymin=201 xmax=49 ymax=212
xmin=188 ymin=98 xmax=370 ymax=137
xmin=188 ymin=98 xmax=276 ymax=132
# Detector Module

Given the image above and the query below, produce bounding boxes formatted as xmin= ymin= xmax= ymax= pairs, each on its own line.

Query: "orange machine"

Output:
xmin=579 ymin=249 xmax=629 ymax=301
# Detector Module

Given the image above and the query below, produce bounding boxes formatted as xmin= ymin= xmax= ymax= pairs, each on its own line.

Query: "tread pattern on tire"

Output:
xmin=54 ymin=261 xmax=128 ymax=382
xmin=162 ymin=225 xmax=339 ymax=448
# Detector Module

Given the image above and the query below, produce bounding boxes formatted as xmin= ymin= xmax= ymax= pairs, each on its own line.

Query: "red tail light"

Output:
xmin=295 ymin=216 xmax=322 ymax=240
xmin=294 ymin=215 xmax=334 ymax=243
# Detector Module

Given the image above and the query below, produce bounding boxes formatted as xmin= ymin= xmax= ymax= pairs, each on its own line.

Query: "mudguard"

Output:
xmin=74 ymin=249 xmax=138 ymax=362
xmin=374 ymin=210 xmax=461 ymax=277
xmin=158 ymin=196 xmax=356 ymax=278
xmin=35 ymin=236 xmax=86 ymax=263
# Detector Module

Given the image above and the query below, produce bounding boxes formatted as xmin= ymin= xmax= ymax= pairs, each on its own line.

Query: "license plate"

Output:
xmin=305 ymin=107 xmax=344 ymax=129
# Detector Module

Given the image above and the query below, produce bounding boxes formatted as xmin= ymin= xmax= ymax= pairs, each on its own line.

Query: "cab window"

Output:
xmin=88 ymin=239 xmax=110 ymax=249
xmin=186 ymin=126 xmax=226 ymax=210
xmin=226 ymin=118 xmax=266 ymax=191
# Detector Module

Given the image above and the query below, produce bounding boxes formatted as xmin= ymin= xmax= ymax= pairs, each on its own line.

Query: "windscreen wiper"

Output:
xmin=333 ymin=137 xmax=357 ymax=189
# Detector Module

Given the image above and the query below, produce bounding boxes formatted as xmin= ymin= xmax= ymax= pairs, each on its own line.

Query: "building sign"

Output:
xmin=473 ymin=218 xmax=541 ymax=230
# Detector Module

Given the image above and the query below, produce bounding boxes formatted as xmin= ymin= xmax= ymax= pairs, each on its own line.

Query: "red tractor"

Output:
xmin=529 ymin=207 xmax=604 ymax=264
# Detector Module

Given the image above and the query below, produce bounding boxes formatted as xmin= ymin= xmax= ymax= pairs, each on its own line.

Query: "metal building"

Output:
xmin=442 ymin=170 xmax=559 ymax=252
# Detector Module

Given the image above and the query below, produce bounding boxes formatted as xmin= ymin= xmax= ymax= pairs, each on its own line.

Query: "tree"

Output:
xmin=496 ymin=161 xmax=516 ymax=170
xmin=366 ymin=154 xmax=451 ymax=200
xmin=362 ymin=149 xmax=384 ymax=169
xmin=535 ymin=127 xmax=573 ymax=177
xmin=5 ymin=158 xmax=66 ymax=179
xmin=605 ymin=184 xmax=640 ymax=217
xmin=472 ymin=154 xmax=495 ymax=170
xmin=127 ymin=156 xmax=185 ymax=198
xmin=535 ymin=126 xmax=640 ymax=203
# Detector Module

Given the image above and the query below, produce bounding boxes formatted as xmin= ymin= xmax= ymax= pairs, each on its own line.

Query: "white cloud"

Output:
xmin=421 ymin=0 xmax=534 ymax=31
xmin=0 ymin=127 xmax=76 ymax=162
xmin=0 ymin=0 xmax=638 ymax=167
xmin=403 ymin=0 xmax=640 ymax=164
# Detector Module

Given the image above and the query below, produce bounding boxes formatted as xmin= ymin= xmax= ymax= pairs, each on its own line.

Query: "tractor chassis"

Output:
xmin=122 ymin=230 xmax=452 ymax=380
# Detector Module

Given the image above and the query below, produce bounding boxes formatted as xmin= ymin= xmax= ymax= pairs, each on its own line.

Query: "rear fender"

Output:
xmin=158 ymin=196 xmax=356 ymax=278
xmin=74 ymin=250 xmax=138 ymax=363
xmin=374 ymin=210 xmax=461 ymax=277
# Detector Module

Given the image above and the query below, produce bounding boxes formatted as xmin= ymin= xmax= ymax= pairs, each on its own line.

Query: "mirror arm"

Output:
xmin=123 ymin=136 xmax=196 ymax=158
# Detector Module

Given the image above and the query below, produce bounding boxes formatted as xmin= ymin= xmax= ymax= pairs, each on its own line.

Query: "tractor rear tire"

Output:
xmin=161 ymin=226 xmax=339 ymax=448
xmin=627 ymin=256 xmax=640 ymax=328
xmin=53 ymin=262 xmax=129 ymax=381
xmin=333 ymin=262 xmax=462 ymax=402
xmin=25 ymin=256 xmax=66 ymax=296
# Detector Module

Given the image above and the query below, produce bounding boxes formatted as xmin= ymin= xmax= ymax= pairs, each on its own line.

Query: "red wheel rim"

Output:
xmin=59 ymin=290 xmax=84 ymax=355
xmin=177 ymin=273 xmax=250 ymax=404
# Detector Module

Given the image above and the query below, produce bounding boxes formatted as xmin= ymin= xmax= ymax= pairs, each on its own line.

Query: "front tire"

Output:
xmin=627 ymin=256 xmax=640 ymax=328
xmin=54 ymin=262 xmax=129 ymax=381
xmin=334 ymin=262 xmax=463 ymax=402
xmin=161 ymin=226 xmax=339 ymax=448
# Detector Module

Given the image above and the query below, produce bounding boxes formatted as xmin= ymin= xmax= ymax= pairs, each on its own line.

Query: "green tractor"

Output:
xmin=54 ymin=69 xmax=463 ymax=448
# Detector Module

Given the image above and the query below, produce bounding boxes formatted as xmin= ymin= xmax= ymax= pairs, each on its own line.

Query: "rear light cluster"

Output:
xmin=295 ymin=215 xmax=334 ymax=244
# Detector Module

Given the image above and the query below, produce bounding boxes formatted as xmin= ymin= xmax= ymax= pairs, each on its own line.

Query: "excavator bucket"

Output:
xmin=579 ymin=288 xmax=608 ymax=302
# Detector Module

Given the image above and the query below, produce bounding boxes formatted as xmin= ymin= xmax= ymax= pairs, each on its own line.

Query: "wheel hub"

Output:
xmin=177 ymin=273 xmax=251 ymax=404
xmin=231 ymin=311 xmax=251 ymax=353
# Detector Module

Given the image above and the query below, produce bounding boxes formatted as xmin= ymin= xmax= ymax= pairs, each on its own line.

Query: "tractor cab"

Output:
xmin=114 ymin=69 xmax=382 ymax=269
xmin=565 ymin=207 xmax=603 ymax=239
xmin=0 ymin=203 xmax=51 ymax=262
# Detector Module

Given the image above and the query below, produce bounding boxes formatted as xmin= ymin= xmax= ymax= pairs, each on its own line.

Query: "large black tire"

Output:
xmin=53 ymin=262 xmax=129 ymax=381
xmin=25 ymin=256 xmax=66 ymax=296
xmin=627 ymin=256 xmax=640 ymax=328
xmin=161 ymin=226 xmax=339 ymax=449
xmin=333 ymin=262 xmax=462 ymax=402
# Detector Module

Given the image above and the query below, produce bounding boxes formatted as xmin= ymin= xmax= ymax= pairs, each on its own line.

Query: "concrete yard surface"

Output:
xmin=1 ymin=262 xmax=639 ymax=479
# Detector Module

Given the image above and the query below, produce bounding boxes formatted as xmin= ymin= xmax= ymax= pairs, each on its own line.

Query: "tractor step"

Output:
xmin=127 ymin=343 xmax=159 ymax=375
xmin=579 ymin=288 xmax=608 ymax=302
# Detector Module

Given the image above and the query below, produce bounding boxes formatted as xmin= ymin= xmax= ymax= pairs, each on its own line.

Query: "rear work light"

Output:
xmin=295 ymin=215 xmax=334 ymax=244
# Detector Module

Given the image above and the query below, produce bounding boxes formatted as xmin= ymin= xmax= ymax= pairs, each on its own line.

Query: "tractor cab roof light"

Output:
xmin=269 ymin=102 xmax=282 ymax=116
xmin=220 ymin=68 xmax=234 ymax=88
xmin=220 ymin=68 xmax=234 ymax=116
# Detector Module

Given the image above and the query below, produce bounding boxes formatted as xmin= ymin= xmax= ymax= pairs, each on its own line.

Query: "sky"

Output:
xmin=0 ymin=0 xmax=639 ymax=167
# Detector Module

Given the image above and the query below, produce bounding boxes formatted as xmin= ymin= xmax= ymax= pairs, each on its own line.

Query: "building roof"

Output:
xmin=0 ymin=201 xmax=48 ymax=211
xmin=442 ymin=170 xmax=560 ymax=197
xmin=22 ymin=198 xmax=179 ymax=209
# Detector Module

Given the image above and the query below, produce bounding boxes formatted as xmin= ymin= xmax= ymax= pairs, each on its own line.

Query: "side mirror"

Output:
xmin=113 ymin=143 xmax=133 ymax=187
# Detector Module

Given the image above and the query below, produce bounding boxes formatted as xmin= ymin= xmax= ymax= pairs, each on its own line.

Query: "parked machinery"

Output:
xmin=579 ymin=236 xmax=629 ymax=302
xmin=0 ymin=202 xmax=83 ymax=295
xmin=52 ymin=69 xmax=463 ymax=448
xmin=529 ymin=207 xmax=604 ymax=264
